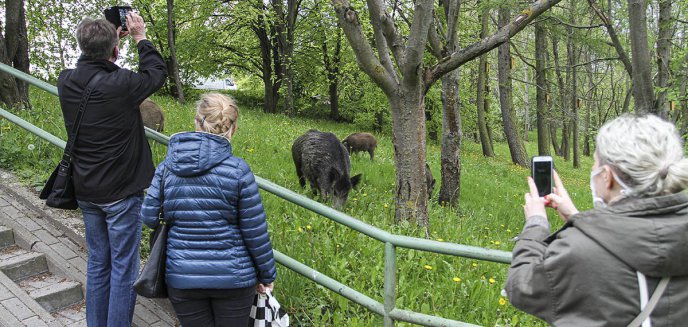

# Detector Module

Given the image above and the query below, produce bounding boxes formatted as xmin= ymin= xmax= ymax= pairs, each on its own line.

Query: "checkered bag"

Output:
xmin=248 ymin=289 xmax=289 ymax=327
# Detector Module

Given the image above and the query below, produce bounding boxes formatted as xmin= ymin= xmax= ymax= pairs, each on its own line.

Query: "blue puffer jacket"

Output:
xmin=141 ymin=132 xmax=277 ymax=289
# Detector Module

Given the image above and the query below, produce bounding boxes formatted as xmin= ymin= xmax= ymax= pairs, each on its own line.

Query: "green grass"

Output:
xmin=1 ymin=89 xmax=596 ymax=326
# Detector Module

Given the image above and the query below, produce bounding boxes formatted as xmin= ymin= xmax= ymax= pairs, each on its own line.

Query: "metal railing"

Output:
xmin=0 ymin=63 xmax=512 ymax=327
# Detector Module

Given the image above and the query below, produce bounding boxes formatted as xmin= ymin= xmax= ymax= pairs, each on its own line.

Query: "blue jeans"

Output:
xmin=78 ymin=193 xmax=143 ymax=327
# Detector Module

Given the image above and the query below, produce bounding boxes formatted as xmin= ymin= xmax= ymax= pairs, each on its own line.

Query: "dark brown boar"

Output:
xmin=342 ymin=132 xmax=377 ymax=161
xmin=140 ymin=98 xmax=165 ymax=132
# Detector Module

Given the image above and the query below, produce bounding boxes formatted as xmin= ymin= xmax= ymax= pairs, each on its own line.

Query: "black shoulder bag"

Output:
xmin=40 ymin=72 xmax=105 ymax=209
xmin=134 ymin=169 xmax=169 ymax=298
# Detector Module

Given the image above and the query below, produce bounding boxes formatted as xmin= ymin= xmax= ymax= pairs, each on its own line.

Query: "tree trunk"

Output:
xmin=627 ymin=0 xmax=655 ymax=114
xmin=255 ymin=10 xmax=280 ymax=114
xmin=551 ymin=35 xmax=569 ymax=160
xmin=438 ymin=69 xmax=461 ymax=206
xmin=323 ymin=27 xmax=342 ymax=121
xmin=273 ymin=0 xmax=300 ymax=115
xmin=391 ymin=87 xmax=429 ymax=225
xmin=535 ymin=20 xmax=550 ymax=156
xmin=0 ymin=30 xmax=20 ymax=109
xmin=166 ymin=0 xmax=185 ymax=103
xmin=498 ymin=7 xmax=529 ymax=168
xmin=4 ymin=0 xmax=29 ymax=108
xmin=545 ymin=45 xmax=562 ymax=156
xmin=567 ymin=0 xmax=579 ymax=168
xmin=476 ymin=9 xmax=494 ymax=157
xmin=622 ymin=78 xmax=632 ymax=113
xmin=654 ymin=0 xmax=672 ymax=118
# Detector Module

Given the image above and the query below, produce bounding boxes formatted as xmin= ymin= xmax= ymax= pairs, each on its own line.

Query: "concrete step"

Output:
xmin=52 ymin=301 xmax=86 ymax=326
xmin=0 ymin=226 xmax=14 ymax=248
xmin=0 ymin=246 xmax=48 ymax=281
xmin=18 ymin=272 xmax=83 ymax=313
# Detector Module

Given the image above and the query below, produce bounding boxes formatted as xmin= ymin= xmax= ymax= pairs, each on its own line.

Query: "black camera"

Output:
xmin=104 ymin=6 xmax=133 ymax=31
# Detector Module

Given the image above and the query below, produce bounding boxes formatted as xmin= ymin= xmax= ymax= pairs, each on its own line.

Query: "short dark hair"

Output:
xmin=76 ymin=18 xmax=118 ymax=60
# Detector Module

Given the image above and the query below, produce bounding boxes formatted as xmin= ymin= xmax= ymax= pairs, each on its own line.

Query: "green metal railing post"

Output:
xmin=384 ymin=242 xmax=397 ymax=327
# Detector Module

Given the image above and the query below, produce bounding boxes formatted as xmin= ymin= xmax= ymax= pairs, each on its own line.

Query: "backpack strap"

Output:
xmin=627 ymin=272 xmax=671 ymax=327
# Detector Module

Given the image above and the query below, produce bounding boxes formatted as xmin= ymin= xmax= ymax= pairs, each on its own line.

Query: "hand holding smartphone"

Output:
xmin=531 ymin=156 xmax=553 ymax=197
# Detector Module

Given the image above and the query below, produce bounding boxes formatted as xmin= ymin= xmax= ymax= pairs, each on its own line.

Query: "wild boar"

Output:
xmin=292 ymin=129 xmax=362 ymax=209
xmin=426 ymin=163 xmax=435 ymax=199
xmin=342 ymin=132 xmax=377 ymax=161
xmin=140 ymin=98 xmax=165 ymax=132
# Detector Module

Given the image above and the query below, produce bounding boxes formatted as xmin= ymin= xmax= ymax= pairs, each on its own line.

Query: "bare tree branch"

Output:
xmin=331 ymin=0 xmax=397 ymax=95
xmin=587 ymin=0 xmax=632 ymax=76
xmin=366 ymin=0 xmax=399 ymax=81
xmin=510 ymin=40 xmax=536 ymax=69
xmin=425 ymin=0 xmax=563 ymax=92
xmin=369 ymin=0 xmax=406 ymax=68
xmin=547 ymin=15 xmax=604 ymax=29
xmin=402 ymin=0 xmax=435 ymax=79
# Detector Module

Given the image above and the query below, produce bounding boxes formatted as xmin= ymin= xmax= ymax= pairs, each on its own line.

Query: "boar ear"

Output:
xmin=350 ymin=174 xmax=362 ymax=188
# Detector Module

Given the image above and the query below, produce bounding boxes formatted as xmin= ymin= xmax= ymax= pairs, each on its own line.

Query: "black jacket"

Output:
xmin=57 ymin=40 xmax=167 ymax=203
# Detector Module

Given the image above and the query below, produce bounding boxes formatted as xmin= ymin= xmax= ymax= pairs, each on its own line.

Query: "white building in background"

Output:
xmin=192 ymin=77 xmax=238 ymax=91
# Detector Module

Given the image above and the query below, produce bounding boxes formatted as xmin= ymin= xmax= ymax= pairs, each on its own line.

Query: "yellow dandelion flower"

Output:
xmin=452 ymin=277 xmax=461 ymax=282
xmin=384 ymin=204 xmax=389 ymax=208
xmin=247 ymin=148 xmax=255 ymax=153
xmin=499 ymin=297 xmax=507 ymax=306
xmin=500 ymin=224 xmax=505 ymax=227
xmin=495 ymin=241 xmax=501 ymax=245
xmin=298 ymin=227 xmax=303 ymax=233
xmin=489 ymin=278 xmax=496 ymax=284
xmin=423 ymin=265 xmax=433 ymax=270
xmin=306 ymin=225 xmax=312 ymax=230
xmin=472 ymin=262 xmax=478 ymax=267
xmin=363 ymin=193 xmax=368 ymax=197
xmin=507 ymin=229 xmax=512 ymax=233
xmin=437 ymin=238 xmax=444 ymax=242
xmin=353 ymin=198 xmax=358 ymax=201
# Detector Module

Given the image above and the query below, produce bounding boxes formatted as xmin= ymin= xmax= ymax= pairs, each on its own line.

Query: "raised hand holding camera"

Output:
xmin=125 ymin=12 xmax=147 ymax=43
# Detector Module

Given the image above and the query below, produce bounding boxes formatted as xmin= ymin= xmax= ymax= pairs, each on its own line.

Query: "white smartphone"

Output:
xmin=531 ymin=156 xmax=553 ymax=197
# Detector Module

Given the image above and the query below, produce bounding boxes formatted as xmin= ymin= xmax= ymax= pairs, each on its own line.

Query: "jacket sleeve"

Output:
xmin=127 ymin=40 xmax=168 ymax=104
xmin=505 ymin=221 xmax=555 ymax=323
xmin=140 ymin=164 xmax=165 ymax=229
xmin=237 ymin=162 xmax=277 ymax=284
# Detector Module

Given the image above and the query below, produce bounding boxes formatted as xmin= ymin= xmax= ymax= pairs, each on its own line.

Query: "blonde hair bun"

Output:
xmin=196 ymin=93 xmax=239 ymax=139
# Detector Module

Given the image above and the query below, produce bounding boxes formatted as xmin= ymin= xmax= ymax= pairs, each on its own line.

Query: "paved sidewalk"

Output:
xmin=0 ymin=170 xmax=178 ymax=327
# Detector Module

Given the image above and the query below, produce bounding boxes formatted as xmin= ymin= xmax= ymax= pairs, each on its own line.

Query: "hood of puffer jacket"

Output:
xmin=165 ymin=132 xmax=232 ymax=177
xmin=570 ymin=192 xmax=688 ymax=278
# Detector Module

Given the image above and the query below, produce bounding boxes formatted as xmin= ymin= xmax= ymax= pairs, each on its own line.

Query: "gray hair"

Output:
xmin=596 ymin=114 xmax=688 ymax=197
xmin=76 ymin=18 xmax=118 ymax=60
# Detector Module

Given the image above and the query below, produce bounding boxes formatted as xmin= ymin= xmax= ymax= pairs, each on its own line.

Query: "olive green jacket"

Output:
xmin=506 ymin=193 xmax=688 ymax=326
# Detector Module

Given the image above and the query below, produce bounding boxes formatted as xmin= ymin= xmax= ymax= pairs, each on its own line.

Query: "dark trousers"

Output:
xmin=168 ymin=286 xmax=255 ymax=327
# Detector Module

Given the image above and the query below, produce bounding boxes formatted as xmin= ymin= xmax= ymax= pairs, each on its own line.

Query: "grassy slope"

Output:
xmin=0 ymin=90 xmax=595 ymax=326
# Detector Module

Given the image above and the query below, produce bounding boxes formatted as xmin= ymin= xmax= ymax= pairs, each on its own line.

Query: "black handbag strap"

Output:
xmin=62 ymin=72 xmax=106 ymax=163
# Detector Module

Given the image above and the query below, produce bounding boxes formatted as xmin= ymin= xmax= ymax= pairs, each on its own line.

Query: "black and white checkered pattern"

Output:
xmin=248 ymin=289 xmax=289 ymax=327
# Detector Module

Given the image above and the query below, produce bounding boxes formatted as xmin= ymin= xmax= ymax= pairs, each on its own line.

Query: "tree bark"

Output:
xmin=0 ymin=27 xmax=20 ymax=109
xmin=273 ymin=0 xmax=300 ymax=115
xmin=476 ymin=9 xmax=494 ymax=157
xmin=254 ymin=7 xmax=281 ymax=114
xmin=498 ymin=7 xmax=529 ymax=168
xmin=438 ymin=68 xmax=461 ymax=206
xmin=587 ymin=0 xmax=633 ymax=76
xmin=323 ymin=26 xmax=342 ymax=121
xmin=568 ymin=0 xmax=579 ymax=168
xmin=535 ymin=20 xmax=550 ymax=156
xmin=654 ymin=0 xmax=672 ymax=118
xmin=551 ymin=35 xmax=569 ymax=159
xmin=166 ymin=0 xmax=185 ymax=103
xmin=4 ymin=0 xmax=29 ymax=108
xmin=627 ymin=0 xmax=655 ymax=114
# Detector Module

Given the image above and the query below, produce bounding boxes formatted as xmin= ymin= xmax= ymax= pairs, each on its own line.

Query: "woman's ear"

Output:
xmin=604 ymin=166 xmax=615 ymax=190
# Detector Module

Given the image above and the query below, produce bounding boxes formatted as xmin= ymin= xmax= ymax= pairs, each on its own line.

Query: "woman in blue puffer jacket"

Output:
xmin=140 ymin=93 xmax=276 ymax=327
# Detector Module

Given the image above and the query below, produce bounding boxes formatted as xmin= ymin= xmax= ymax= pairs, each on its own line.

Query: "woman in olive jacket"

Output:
xmin=507 ymin=114 xmax=688 ymax=326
